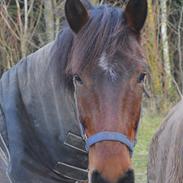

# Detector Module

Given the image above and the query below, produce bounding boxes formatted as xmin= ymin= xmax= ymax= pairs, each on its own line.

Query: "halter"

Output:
xmin=73 ymin=77 xmax=137 ymax=157
xmin=79 ymin=123 xmax=136 ymax=155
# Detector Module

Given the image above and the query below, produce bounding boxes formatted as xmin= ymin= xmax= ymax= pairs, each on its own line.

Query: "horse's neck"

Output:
xmin=0 ymin=37 xmax=87 ymax=181
xmin=24 ymin=39 xmax=78 ymax=135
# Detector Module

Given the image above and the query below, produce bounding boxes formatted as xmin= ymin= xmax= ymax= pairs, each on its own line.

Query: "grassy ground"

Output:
xmin=133 ymin=113 xmax=163 ymax=183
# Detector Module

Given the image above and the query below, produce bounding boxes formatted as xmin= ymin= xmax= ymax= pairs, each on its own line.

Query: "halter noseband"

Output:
xmin=79 ymin=123 xmax=136 ymax=155
xmin=85 ymin=131 xmax=135 ymax=152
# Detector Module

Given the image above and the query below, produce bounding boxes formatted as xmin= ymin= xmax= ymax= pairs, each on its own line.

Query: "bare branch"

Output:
xmin=178 ymin=6 xmax=183 ymax=92
xmin=172 ymin=77 xmax=183 ymax=99
xmin=15 ymin=0 xmax=23 ymax=34
xmin=0 ymin=12 xmax=20 ymax=40
xmin=28 ymin=0 xmax=35 ymax=16
xmin=24 ymin=0 xmax=28 ymax=34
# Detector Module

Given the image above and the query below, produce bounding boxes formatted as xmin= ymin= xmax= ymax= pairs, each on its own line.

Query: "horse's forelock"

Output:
xmin=65 ymin=5 xmax=128 ymax=75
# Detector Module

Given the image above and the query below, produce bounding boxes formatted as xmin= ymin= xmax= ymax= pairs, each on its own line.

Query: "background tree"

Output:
xmin=168 ymin=0 xmax=183 ymax=92
xmin=0 ymin=0 xmax=183 ymax=112
xmin=0 ymin=0 xmax=64 ymax=74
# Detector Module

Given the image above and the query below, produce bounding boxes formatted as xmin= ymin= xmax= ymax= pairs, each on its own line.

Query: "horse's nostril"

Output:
xmin=91 ymin=169 xmax=134 ymax=183
xmin=91 ymin=170 xmax=109 ymax=183
xmin=117 ymin=169 xmax=135 ymax=183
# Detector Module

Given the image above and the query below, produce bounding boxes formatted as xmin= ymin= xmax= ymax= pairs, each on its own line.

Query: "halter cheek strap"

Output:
xmin=85 ymin=132 xmax=135 ymax=153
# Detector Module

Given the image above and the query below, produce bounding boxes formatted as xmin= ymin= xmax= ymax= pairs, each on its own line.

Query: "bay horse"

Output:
xmin=0 ymin=0 xmax=147 ymax=182
xmin=148 ymin=99 xmax=183 ymax=183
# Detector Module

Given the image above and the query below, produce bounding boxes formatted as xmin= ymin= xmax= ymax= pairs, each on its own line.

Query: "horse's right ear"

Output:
xmin=65 ymin=0 xmax=89 ymax=33
xmin=125 ymin=0 xmax=147 ymax=32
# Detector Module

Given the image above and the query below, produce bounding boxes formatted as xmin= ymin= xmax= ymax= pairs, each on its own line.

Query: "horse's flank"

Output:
xmin=148 ymin=99 xmax=183 ymax=183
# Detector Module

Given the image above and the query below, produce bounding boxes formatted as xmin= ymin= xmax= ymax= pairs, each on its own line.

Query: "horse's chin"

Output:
xmin=87 ymin=169 xmax=135 ymax=183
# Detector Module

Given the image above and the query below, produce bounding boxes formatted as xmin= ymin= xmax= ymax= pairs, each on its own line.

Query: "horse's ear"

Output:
xmin=125 ymin=0 xmax=147 ymax=32
xmin=65 ymin=0 xmax=89 ymax=33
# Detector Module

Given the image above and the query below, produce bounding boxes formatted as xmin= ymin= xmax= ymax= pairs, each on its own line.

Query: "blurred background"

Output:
xmin=0 ymin=0 xmax=183 ymax=182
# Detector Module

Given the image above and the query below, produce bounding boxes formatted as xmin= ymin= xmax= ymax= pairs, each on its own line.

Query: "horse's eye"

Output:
xmin=73 ymin=75 xmax=83 ymax=85
xmin=137 ymin=73 xmax=146 ymax=83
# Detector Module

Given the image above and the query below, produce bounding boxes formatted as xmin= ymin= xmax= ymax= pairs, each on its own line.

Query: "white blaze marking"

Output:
xmin=98 ymin=52 xmax=118 ymax=81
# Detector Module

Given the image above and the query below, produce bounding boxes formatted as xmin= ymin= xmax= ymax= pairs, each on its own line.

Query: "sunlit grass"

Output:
xmin=133 ymin=113 xmax=163 ymax=183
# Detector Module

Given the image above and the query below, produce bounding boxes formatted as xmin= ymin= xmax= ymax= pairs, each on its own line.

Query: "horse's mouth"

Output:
xmin=88 ymin=169 xmax=135 ymax=183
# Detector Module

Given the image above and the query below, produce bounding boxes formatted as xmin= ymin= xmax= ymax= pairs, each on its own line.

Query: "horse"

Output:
xmin=0 ymin=0 xmax=147 ymax=182
xmin=147 ymin=99 xmax=183 ymax=183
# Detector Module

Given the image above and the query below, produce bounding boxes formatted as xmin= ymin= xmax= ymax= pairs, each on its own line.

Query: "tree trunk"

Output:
xmin=160 ymin=0 xmax=172 ymax=89
xmin=44 ymin=0 xmax=55 ymax=41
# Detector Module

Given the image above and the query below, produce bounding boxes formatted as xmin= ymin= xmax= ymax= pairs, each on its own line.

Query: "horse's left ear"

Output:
xmin=125 ymin=0 xmax=147 ymax=32
xmin=65 ymin=0 xmax=89 ymax=33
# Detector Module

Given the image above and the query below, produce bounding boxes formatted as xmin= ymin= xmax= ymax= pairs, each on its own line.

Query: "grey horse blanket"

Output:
xmin=0 ymin=37 xmax=88 ymax=182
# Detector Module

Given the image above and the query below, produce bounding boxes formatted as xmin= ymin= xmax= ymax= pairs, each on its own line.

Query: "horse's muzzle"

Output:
xmin=91 ymin=169 xmax=135 ymax=183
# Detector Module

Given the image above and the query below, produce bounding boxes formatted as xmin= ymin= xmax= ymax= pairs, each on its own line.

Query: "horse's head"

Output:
xmin=65 ymin=0 xmax=147 ymax=182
